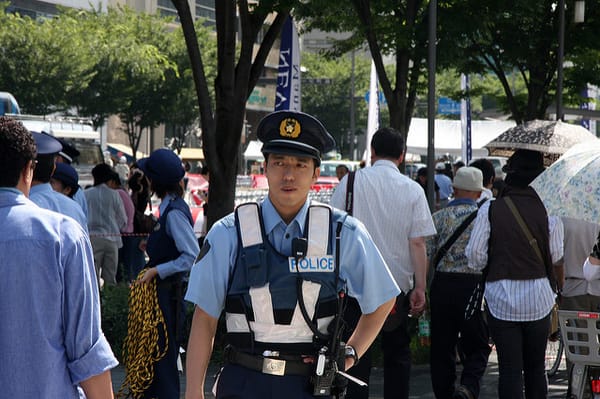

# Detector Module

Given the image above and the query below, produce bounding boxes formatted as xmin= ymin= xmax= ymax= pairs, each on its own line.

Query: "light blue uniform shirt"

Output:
xmin=73 ymin=187 xmax=89 ymax=218
xmin=0 ymin=188 xmax=118 ymax=398
xmin=30 ymin=182 xmax=88 ymax=232
xmin=185 ymin=197 xmax=400 ymax=319
xmin=155 ymin=194 xmax=200 ymax=279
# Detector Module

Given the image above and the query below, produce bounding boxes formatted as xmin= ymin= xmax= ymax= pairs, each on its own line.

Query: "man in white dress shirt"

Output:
xmin=331 ymin=127 xmax=436 ymax=399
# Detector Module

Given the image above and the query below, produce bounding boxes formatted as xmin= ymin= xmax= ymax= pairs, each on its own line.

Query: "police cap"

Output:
xmin=31 ymin=131 xmax=62 ymax=155
xmin=257 ymin=111 xmax=335 ymax=164
xmin=138 ymin=148 xmax=185 ymax=185
xmin=54 ymin=137 xmax=80 ymax=164
xmin=52 ymin=162 xmax=79 ymax=190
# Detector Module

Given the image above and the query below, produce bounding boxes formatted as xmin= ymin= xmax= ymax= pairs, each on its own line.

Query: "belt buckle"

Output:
xmin=262 ymin=357 xmax=286 ymax=376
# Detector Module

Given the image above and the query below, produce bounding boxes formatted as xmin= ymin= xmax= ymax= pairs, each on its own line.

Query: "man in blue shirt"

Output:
xmin=435 ymin=162 xmax=454 ymax=208
xmin=0 ymin=116 xmax=118 ymax=398
xmin=185 ymin=111 xmax=400 ymax=399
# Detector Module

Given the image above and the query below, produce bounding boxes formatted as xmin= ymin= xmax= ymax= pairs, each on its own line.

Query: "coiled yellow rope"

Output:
xmin=117 ymin=270 xmax=168 ymax=398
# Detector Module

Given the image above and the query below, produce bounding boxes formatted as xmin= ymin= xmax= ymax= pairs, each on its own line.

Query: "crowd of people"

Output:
xmin=3 ymin=109 xmax=600 ymax=399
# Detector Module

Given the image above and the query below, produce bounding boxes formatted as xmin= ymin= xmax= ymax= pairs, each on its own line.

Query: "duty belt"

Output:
xmin=224 ymin=345 xmax=314 ymax=377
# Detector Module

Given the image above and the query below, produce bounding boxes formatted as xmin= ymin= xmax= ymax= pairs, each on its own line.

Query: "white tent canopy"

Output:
xmin=244 ymin=140 xmax=264 ymax=161
xmin=406 ymin=118 xmax=516 ymax=158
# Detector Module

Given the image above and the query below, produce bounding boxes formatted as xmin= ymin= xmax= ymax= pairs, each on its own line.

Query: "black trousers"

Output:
xmin=429 ymin=272 xmax=491 ymax=399
xmin=487 ymin=309 xmax=551 ymax=399
xmin=342 ymin=294 xmax=411 ymax=399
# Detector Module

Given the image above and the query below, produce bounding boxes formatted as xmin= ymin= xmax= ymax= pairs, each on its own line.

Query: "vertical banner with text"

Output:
xmin=275 ymin=16 xmax=301 ymax=112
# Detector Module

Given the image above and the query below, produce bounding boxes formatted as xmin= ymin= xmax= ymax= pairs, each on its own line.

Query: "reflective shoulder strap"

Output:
xmin=306 ymin=203 xmax=332 ymax=256
xmin=235 ymin=202 xmax=263 ymax=248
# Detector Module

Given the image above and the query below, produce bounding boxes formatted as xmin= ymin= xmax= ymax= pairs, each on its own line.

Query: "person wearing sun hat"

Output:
xmin=184 ymin=111 xmax=399 ymax=399
xmin=133 ymin=148 xmax=199 ymax=399
xmin=428 ymin=167 xmax=491 ymax=399
xmin=466 ymin=149 xmax=564 ymax=398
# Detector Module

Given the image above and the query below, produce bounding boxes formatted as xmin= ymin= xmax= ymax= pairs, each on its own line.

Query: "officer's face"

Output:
xmin=265 ymin=154 xmax=319 ymax=223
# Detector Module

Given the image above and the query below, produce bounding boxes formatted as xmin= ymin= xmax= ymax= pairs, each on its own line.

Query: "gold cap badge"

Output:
xmin=279 ymin=118 xmax=301 ymax=138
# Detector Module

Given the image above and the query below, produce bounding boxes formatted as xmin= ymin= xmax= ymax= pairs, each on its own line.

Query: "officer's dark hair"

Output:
xmin=151 ymin=180 xmax=184 ymax=199
xmin=33 ymin=153 xmax=56 ymax=183
xmin=371 ymin=127 xmax=405 ymax=159
xmin=0 ymin=117 xmax=37 ymax=188
xmin=470 ymin=158 xmax=495 ymax=187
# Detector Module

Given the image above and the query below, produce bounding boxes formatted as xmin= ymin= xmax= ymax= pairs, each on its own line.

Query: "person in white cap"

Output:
xmin=434 ymin=162 xmax=453 ymax=209
xmin=427 ymin=167 xmax=491 ymax=399
xmin=114 ymin=155 xmax=130 ymax=187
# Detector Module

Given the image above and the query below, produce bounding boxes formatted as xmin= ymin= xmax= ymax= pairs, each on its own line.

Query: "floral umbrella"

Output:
xmin=485 ymin=120 xmax=598 ymax=165
xmin=530 ymin=140 xmax=600 ymax=223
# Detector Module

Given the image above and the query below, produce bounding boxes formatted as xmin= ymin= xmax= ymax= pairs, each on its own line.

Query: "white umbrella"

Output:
xmin=485 ymin=120 xmax=598 ymax=165
xmin=530 ymin=140 xmax=600 ymax=224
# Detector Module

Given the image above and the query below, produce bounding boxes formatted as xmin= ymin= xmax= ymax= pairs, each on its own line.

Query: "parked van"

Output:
xmin=13 ymin=114 xmax=103 ymax=187
xmin=0 ymin=92 xmax=20 ymax=115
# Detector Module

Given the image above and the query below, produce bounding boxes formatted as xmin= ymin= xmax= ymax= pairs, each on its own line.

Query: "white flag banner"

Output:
xmin=363 ymin=60 xmax=379 ymax=165
xmin=275 ymin=16 xmax=301 ymax=111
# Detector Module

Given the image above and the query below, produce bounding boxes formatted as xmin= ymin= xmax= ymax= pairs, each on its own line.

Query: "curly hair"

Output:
xmin=0 ymin=117 xmax=36 ymax=188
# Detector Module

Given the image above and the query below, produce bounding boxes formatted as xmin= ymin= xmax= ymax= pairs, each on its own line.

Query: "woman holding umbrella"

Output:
xmin=466 ymin=149 xmax=564 ymax=399
xmin=130 ymin=149 xmax=200 ymax=398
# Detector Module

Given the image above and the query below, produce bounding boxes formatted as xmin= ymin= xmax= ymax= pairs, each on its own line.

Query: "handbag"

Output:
xmin=134 ymin=210 xmax=156 ymax=235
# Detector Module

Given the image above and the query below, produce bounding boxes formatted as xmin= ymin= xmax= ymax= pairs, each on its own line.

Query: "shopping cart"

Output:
xmin=558 ymin=310 xmax=600 ymax=399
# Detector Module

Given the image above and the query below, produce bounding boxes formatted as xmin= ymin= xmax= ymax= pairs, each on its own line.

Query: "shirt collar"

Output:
xmin=261 ymin=196 xmax=310 ymax=236
xmin=448 ymin=197 xmax=477 ymax=207
xmin=29 ymin=182 xmax=54 ymax=196
xmin=372 ymin=159 xmax=400 ymax=170
xmin=0 ymin=187 xmax=24 ymax=195
xmin=159 ymin=193 xmax=178 ymax=214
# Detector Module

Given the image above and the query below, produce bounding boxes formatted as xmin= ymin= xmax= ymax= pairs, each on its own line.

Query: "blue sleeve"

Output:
xmin=62 ymin=220 xmax=118 ymax=384
xmin=156 ymin=208 xmax=200 ymax=278
xmin=185 ymin=216 xmax=238 ymax=319
xmin=338 ymin=218 xmax=400 ymax=314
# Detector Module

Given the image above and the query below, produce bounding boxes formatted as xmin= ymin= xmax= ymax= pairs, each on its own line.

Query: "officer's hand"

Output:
xmin=409 ymin=287 xmax=426 ymax=316
xmin=344 ymin=357 xmax=356 ymax=371
xmin=137 ymin=267 xmax=158 ymax=285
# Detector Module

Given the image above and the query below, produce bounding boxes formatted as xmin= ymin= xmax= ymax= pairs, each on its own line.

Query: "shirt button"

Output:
xmin=285 ymin=234 xmax=290 ymax=239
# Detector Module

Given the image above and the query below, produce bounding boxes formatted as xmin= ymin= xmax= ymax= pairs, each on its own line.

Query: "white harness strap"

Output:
xmin=306 ymin=204 xmax=331 ymax=256
xmin=237 ymin=203 xmax=263 ymax=247
xmin=225 ymin=281 xmax=331 ymax=341
xmin=228 ymin=202 xmax=334 ymax=342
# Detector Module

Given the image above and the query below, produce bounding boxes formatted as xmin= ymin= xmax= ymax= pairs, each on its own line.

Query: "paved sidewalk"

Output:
xmin=112 ymin=348 xmax=569 ymax=398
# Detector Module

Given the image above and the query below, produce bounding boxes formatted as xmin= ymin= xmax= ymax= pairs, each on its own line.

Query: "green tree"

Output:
xmin=438 ymin=0 xmax=600 ymax=123
xmin=170 ymin=0 xmax=295 ymax=226
xmin=69 ymin=7 xmax=194 ymax=159
xmin=297 ymin=0 xmax=430 ymax=143
xmin=0 ymin=6 xmax=96 ymax=114
xmin=301 ymin=52 xmax=371 ymax=158
xmin=162 ymin=18 xmax=217 ymax=155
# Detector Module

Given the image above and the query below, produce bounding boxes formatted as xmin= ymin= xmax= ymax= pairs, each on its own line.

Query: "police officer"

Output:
xmin=184 ymin=110 xmax=400 ymax=399
xmin=136 ymin=148 xmax=200 ymax=398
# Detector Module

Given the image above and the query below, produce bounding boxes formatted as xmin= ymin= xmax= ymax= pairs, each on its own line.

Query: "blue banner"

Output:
xmin=275 ymin=16 xmax=301 ymax=111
